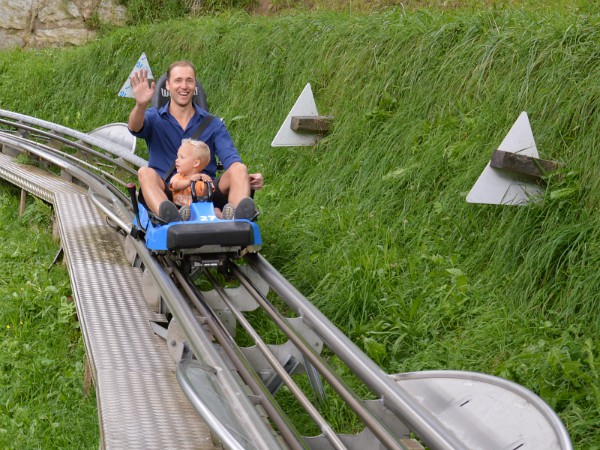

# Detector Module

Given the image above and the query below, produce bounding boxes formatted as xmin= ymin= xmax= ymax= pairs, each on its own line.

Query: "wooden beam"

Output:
xmin=19 ymin=189 xmax=27 ymax=215
xmin=490 ymin=150 xmax=560 ymax=180
xmin=290 ymin=115 xmax=333 ymax=133
xmin=2 ymin=144 xmax=20 ymax=157
xmin=84 ymin=355 xmax=93 ymax=397
xmin=399 ymin=439 xmax=425 ymax=449
xmin=47 ymin=138 xmax=64 ymax=150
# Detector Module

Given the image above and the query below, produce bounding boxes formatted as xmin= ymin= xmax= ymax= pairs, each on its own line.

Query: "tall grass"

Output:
xmin=1 ymin=6 xmax=599 ymax=446
xmin=115 ymin=0 xmax=598 ymax=22
xmin=0 ymin=182 xmax=98 ymax=448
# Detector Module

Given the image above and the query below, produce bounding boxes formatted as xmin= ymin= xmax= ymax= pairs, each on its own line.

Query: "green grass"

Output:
xmin=1 ymin=4 xmax=600 ymax=448
xmin=0 ymin=182 xmax=99 ymax=448
xmin=116 ymin=0 xmax=599 ymax=23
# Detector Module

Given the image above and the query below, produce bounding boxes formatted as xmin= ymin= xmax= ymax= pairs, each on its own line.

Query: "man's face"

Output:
xmin=166 ymin=65 xmax=196 ymax=107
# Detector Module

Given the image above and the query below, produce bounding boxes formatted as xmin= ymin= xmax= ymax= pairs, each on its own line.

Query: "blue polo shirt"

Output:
xmin=130 ymin=102 xmax=242 ymax=179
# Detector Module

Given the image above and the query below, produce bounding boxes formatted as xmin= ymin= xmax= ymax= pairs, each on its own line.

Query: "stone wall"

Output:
xmin=0 ymin=0 xmax=126 ymax=50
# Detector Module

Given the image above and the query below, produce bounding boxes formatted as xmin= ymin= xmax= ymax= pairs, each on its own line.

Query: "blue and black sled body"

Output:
xmin=130 ymin=196 xmax=261 ymax=257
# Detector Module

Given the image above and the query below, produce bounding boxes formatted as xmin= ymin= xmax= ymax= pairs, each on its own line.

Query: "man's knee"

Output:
xmin=219 ymin=163 xmax=246 ymax=185
xmin=138 ymin=166 xmax=155 ymax=180
xmin=138 ymin=167 xmax=161 ymax=188
xmin=227 ymin=162 xmax=248 ymax=178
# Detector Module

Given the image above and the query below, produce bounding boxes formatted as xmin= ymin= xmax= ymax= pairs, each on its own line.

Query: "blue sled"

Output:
xmin=134 ymin=200 xmax=262 ymax=254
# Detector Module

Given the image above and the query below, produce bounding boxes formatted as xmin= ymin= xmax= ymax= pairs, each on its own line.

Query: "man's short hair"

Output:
xmin=181 ymin=138 xmax=210 ymax=165
xmin=167 ymin=60 xmax=196 ymax=80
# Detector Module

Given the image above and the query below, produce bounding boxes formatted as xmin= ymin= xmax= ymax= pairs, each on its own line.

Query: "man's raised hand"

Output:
xmin=130 ymin=69 xmax=155 ymax=106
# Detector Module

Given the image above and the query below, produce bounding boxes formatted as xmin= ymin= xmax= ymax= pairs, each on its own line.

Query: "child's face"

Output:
xmin=175 ymin=143 xmax=200 ymax=177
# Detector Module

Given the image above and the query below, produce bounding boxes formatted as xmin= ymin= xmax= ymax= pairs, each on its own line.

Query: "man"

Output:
xmin=128 ymin=60 xmax=263 ymax=222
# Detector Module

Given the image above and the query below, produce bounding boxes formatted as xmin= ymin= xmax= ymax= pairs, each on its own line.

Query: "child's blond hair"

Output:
xmin=181 ymin=138 xmax=210 ymax=167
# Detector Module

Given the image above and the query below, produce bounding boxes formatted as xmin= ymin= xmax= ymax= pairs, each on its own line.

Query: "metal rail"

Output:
xmin=200 ymin=267 xmax=345 ymax=450
xmin=0 ymin=109 xmax=428 ymax=449
xmin=0 ymin=109 xmax=573 ymax=450
xmin=244 ymin=254 xmax=463 ymax=449
xmin=0 ymin=108 xmax=147 ymax=168
xmin=0 ymin=123 xmax=285 ymax=450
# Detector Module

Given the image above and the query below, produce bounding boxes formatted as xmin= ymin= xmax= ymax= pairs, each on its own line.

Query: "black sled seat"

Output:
xmin=166 ymin=221 xmax=256 ymax=250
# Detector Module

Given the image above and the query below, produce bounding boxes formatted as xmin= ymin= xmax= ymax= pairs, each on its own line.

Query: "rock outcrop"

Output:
xmin=0 ymin=0 xmax=126 ymax=49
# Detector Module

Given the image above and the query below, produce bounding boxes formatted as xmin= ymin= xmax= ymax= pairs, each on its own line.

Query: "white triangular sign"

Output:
xmin=118 ymin=52 xmax=154 ymax=98
xmin=466 ymin=112 xmax=543 ymax=205
xmin=272 ymin=83 xmax=320 ymax=147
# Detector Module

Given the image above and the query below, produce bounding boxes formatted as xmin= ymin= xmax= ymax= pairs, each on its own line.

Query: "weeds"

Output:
xmin=0 ymin=183 xmax=98 ymax=448
xmin=1 ymin=5 xmax=599 ymax=445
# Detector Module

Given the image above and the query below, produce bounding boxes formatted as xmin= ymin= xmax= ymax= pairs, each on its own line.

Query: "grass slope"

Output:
xmin=0 ymin=182 xmax=98 ymax=448
xmin=1 ymin=6 xmax=599 ymax=447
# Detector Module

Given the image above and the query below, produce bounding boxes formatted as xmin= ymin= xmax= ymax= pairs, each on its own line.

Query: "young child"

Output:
xmin=169 ymin=138 xmax=214 ymax=220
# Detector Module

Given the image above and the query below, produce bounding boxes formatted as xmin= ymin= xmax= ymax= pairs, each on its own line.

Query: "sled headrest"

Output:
xmin=151 ymin=72 xmax=208 ymax=111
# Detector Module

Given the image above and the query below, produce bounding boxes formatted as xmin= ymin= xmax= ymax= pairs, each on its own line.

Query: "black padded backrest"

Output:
xmin=151 ymin=73 xmax=209 ymax=111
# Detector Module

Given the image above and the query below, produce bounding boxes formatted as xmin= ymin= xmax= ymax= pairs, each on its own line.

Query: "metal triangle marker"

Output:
xmin=118 ymin=52 xmax=154 ymax=98
xmin=467 ymin=112 xmax=543 ymax=205
xmin=87 ymin=123 xmax=137 ymax=154
xmin=271 ymin=83 xmax=320 ymax=147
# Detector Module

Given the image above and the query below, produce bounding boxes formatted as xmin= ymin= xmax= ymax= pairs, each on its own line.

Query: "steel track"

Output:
xmin=0 ymin=108 xmax=573 ymax=450
xmin=0 ymin=111 xmax=427 ymax=450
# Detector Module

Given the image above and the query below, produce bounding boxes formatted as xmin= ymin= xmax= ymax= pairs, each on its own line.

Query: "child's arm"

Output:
xmin=190 ymin=173 xmax=213 ymax=182
xmin=190 ymin=173 xmax=214 ymax=187
xmin=169 ymin=175 xmax=191 ymax=191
